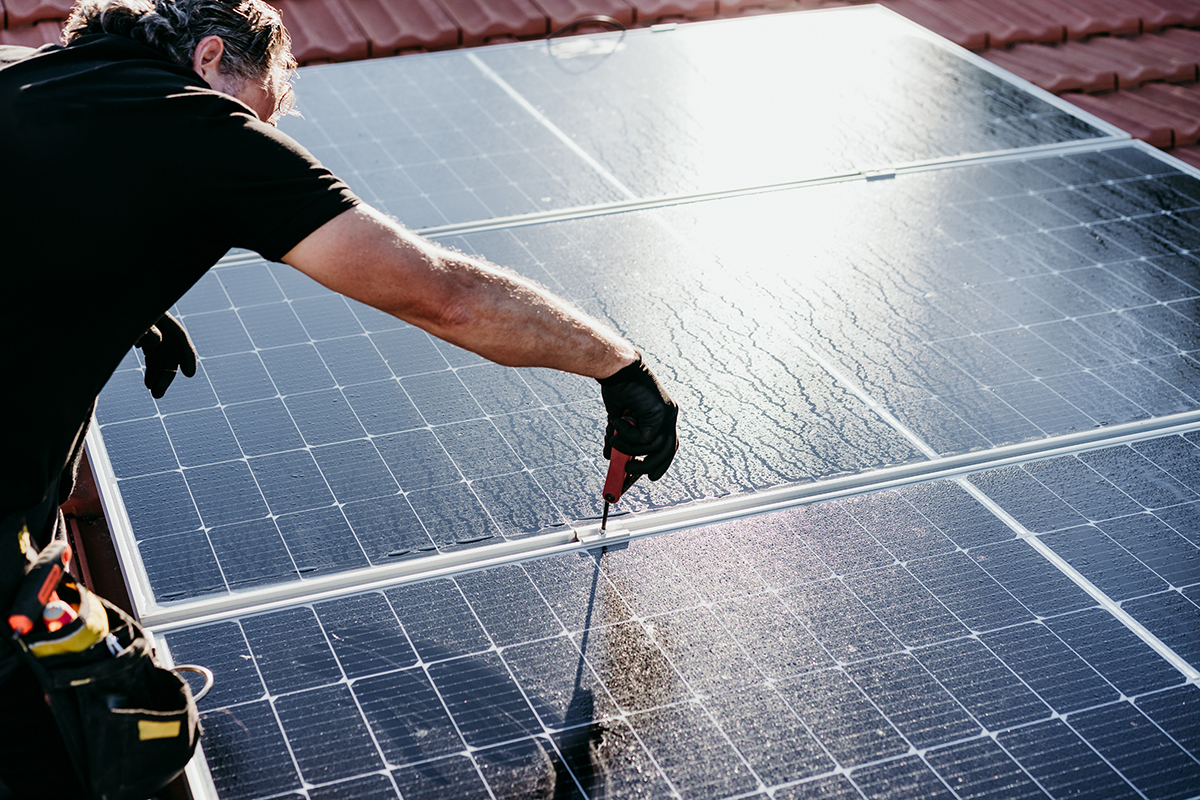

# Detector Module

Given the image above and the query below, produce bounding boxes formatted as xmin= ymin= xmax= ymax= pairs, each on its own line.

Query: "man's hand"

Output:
xmin=599 ymin=354 xmax=679 ymax=481
xmin=136 ymin=313 xmax=197 ymax=399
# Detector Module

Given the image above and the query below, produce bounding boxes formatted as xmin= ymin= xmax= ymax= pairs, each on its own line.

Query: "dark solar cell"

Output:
xmin=926 ymin=737 xmax=1049 ymax=800
xmin=997 ymin=719 xmax=1140 ymax=800
xmin=162 ymin=409 xmax=242 ymax=468
xmin=1022 ymin=455 xmax=1143 ymax=521
xmin=980 ymin=622 xmax=1119 ymax=713
xmin=775 ymin=668 xmax=908 ymax=767
xmin=649 ymin=606 xmax=763 ymax=694
xmin=427 ymin=652 xmax=541 ymax=747
xmin=206 ymin=518 xmax=298 ymax=590
xmin=906 ymin=551 xmax=1035 ymax=632
xmin=501 ymin=635 xmax=621 ymax=730
xmin=185 ymin=460 xmax=268 ymax=528
xmin=139 ymin=529 xmax=224 ymax=600
xmin=307 ymin=774 xmax=397 ymax=800
xmin=200 ymin=700 xmax=301 ymax=800
xmin=238 ymin=303 xmax=309 ymax=350
xmin=118 ymin=471 xmax=201 ymax=539
xmin=1042 ymin=525 xmax=1172 ymax=600
xmin=276 ymin=685 xmax=384 ymax=783
xmin=456 ymin=564 xmax=563 ymax=646
xmin=217 ymin=263 xmax=284 ymax=307
xmin=181 ymin=310 xmax=253 ymax=359
xmin=95 ymin=368 xmax=159 ymax=424
xmin=222 ymin=399 xmax=305 ymax=456
xmin=291 ymin=294 xmax=365 ymax=341
xmin=283 ymin=389 xmax=367 ymax=446
xmin=311 ymin=439 xmax=399 ymax=503
xmin=781 ymin=579 xmax=904 ymax=662
xmin=844 ymin=565 xmax=968 ymax=647
xmin=253 ymin=345 xmax=334 ymax=399
xmin=914 ymin=637 xmax=1052 ymax=730
xmin=775 ymin=774 xmax=862 ymax=799
xmin=313 ymin=592 xmax=417 ymax=678
xmin=626 ymin=703 xmax=758 ymax=798
xmin=1068 ymin=702 xmax=1200 ymax=800
xmin=846 ymin=653 xmax=979 ymax=748
xmin=1134 ymin=684 xmax=1200 ymax=757
xmin=1097 ymin=515 xmax=1200 ymax=589
xmin=276 ymin=506 xmax=369 ymax=573
xmin=1045 ymin=608 xmax=1185 ymax=696
xmin=313 ymin=336 xmax=393 ymax=386
xmin=899 ymin=481 xmax=1015 ymax=549
xmin=1121 ymin=592 xmax=1200 ymax=665
xmin=100 ymin=417 xmax=176 ymax=479
xmin=705 ymin=682 xmax=832 ymax=783
xmin=240 ymin=607 xmax=341 ymax=694
xmin=969 ymin=539 xmax=1096 ymax=617
xmin=390 ymin=754 xmax=489 ymax=800
xmin=353 ymin=668 xmax=462 ymax=765
xmin=202 ymin=353 xmax=276 ymax=404
xmin=340 ymin=494 xmax=435 ymax=559
xmin=385 ymin=579 xmax=491 ymax=661
xmin=711 ymin=593 xmax=831 ymax=679
xmin=851 ymin=755 xmax=956 ymax=800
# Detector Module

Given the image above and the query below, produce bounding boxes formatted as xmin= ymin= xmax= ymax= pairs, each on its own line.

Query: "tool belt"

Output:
xmin=9 ymin=542 xmax=210 ymax=800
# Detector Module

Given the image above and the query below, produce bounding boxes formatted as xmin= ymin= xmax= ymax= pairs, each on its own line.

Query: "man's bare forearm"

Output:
xmin=284 ymin=205 xmax=637 ymax=379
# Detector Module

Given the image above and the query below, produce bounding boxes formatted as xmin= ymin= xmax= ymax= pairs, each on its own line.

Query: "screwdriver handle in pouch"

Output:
xmin=8 ymin=541 xmax=71 ymax=636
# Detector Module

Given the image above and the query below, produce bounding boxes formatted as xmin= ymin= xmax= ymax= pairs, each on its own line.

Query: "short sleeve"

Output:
xmin=186 ymin=94 xmax=361 ymax=261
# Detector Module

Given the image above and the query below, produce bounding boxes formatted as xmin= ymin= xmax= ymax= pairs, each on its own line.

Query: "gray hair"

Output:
xmin=63 ymin=0 xmax=296 ymax=116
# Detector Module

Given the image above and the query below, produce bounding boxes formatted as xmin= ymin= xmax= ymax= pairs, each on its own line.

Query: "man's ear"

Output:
xmin=191 ymin=35 xmax=226 ymax=86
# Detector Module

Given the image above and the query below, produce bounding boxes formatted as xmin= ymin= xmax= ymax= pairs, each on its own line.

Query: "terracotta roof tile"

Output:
xmin=436 ymin=0 xmax=548 ymax=44
xmin=1064 ymin=82 xmax=1200 ymax=148
xmin=342 ymin=0 xmax=460 ymax=54
xmin=1133 ymin=0 xmax=1200 ymax=31
xmin=268 ymin=0 xmax=369 ymax=63
xmin=882 ymin=0 xmax=989 ymax=49
xmin=535 ymin=0 xmax=635 ymax=29
xmin=2 ymin=0 xmax=72 ymax=29
xmin=1170 ymin=144 xmax=1200 ymax=170
xmin=983 ymin=29 xmax=1200 ymax=94
xmin=0 ymin=18 xmax=59 ymax=46
xmin=626 ymin=0 xmax=716 ymax=25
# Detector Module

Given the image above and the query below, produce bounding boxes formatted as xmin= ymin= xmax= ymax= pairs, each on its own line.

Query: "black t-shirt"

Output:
xmin=0 ymin=34 xmax=360 ymax=524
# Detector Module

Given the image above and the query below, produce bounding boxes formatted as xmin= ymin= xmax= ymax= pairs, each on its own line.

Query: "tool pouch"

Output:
xmin=14 ymin=580 xmax=207 ymax=800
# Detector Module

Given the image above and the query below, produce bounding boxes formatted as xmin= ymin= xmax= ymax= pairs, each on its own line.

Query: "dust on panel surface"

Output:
xmin=163 ymin=448 xmax=1199 ymax=799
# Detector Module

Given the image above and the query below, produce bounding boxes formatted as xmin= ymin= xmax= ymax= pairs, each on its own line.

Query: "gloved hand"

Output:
xmin=598 ymin=353 xmax=679 ymax=481
xmin=135 ymin=313 xmax=197 ymax=399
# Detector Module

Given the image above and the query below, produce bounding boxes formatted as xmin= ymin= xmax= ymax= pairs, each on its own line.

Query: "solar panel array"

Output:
xmin=163 ymin=436 xmax=1200 ymax=799
xmin=84 ymin=7 xmax=1200 ymax=800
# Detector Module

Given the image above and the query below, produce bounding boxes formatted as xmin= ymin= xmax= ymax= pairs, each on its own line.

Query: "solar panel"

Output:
xmin=160 ymin=437 xmax=1200 ymax=798
xmin=76 ymin=6 xmax=1200 ymax=799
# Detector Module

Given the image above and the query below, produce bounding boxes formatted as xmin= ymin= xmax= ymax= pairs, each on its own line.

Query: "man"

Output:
xmin=0 ymin=0 xmax=678 ymax=794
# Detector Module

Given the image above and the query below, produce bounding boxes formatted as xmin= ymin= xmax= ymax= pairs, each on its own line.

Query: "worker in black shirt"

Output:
xmin=0 ymin=0 xmax=678 ymax=795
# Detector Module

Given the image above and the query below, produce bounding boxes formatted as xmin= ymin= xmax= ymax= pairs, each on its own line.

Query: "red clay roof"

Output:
xmin=3 ymin=0 xmax=1199 ymax=168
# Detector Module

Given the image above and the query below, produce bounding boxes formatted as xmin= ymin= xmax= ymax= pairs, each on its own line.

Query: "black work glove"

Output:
xmin=598 ymin=353 xmax=679 ymax=481
xmin=135 ymin=312 xmax=197 ymax=399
